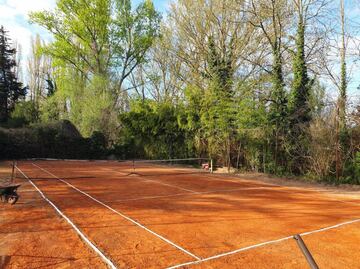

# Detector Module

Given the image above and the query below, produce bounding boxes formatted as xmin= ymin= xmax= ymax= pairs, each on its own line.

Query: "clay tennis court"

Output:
xmin=1 ymin=160 xmax=360 ymax=268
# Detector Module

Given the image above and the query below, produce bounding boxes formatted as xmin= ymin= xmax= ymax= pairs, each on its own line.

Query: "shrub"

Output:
xmin=0 ymin=120 xmax=108 ymax=160
xmin=307 ymin=116 xmax=336 ymax=180
xmin=8 ymin=101 xmax=39 ymax=127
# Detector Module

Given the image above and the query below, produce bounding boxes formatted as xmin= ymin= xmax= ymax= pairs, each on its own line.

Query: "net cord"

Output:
xmin=132 ymin=157 xmax=210 ymax=163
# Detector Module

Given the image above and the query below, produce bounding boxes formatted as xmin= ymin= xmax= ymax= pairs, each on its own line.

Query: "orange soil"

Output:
xmin=0 ymin=175 xmax=105 ymax=268
xmin=1 ymin=160 xmax=359 ymax=268
xmin=190 ymin=221 xmax=360 ymax=269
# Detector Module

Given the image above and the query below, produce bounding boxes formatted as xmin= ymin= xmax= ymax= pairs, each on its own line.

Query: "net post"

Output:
xmin=11 ymin=160 xmax=15 ymax=183
xmin=210 ymin=158 xmax=213 ymax=173
xmin=133 ymin=160 xmax=135 ymax=173
xmin=293 ymin=234 xmax=319 ymax=269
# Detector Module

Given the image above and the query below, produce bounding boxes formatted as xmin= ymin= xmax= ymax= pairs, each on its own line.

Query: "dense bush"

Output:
xmin=0 ymin=120 xmax=108 ymax=160
xmin=9 ymin=101 xmax=40 ymax=127
xmin=353 ymin=152 xmax=360 ymax=184
xmin=114 ymin=100 xmax=195 ymax=160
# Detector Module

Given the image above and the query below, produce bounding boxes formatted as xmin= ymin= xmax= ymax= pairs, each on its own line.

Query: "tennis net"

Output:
xmin=118 ymin=158 xmax=213 ymax=176
xmin=0 ymin=161 xmax=15 ymax=185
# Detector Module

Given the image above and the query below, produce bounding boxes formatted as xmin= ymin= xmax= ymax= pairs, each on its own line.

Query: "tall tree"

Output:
xmin=129 ymin=32 xmax=186 ymax=103
xmin=287 ymin=0 xmax=327 ymax=173
xmin=337 ymin=0 xmax=348 ymax=178
xmin=111 ymin=0 xmax=161 ymax=104
xmin=30 ymin=0 xmax=160 ymax=138
xmin=202 ymin=35 xmax=236 ymax=168
xmin=27 ymin=34 xmax=53 ymax=105
xmin=289 ymin=0 xmax=312 ymax=126
xmin=30 ymin=0 xmax=112 ymax=78
xmin=167 ymin=0 xmax=255 ymax=89
xmin=248 ymin=0 xmax=290 ymax=172
xmin=163 ymin=0 xmax=258 ymax=164
xmin=0 ymin=26 xmax=26 ymax=122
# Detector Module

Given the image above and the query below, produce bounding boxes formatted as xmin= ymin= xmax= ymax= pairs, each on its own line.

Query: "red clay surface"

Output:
xmin=1 ymin=160 xmax=360 ymax=268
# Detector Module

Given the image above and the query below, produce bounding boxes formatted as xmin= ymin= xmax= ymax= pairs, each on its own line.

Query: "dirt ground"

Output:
xmin=0 ymin=175 xmax=106 ymax=268
xmin=1 ymin=160 xmax=360 ymax=268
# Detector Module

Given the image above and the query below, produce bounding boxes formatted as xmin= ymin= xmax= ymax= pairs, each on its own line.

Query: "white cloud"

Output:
xmin=0 ymin=4 xmax=18 ymax=19
xmin=0 ymin=0 xmax=56 ymax=83
xmin=6 ymin=0 xmax=55 ymax=17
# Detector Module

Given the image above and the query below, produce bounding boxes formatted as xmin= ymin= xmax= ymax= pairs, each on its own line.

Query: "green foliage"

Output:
xmin=268 ymin=46 xmax=288 ymax=173
xmin=3 ymin=0 xmax=355 ymax=185
xmin=9 ymin=101 xmax=39 ymax=127
xmin=353 ymin=152 xmax=360 ymax=184
xmin=309 ymin=79 xmax=326 ymax=118
xmin=192 ymin=36 xmax=236 ymax=165
xmin=112 ymin=0 xmax=161 ymax=69
xmin=30 ymin=0 xmax=111 ymax=76
xmin=0 ymin=120 xmax=108 ymax=160
xmin=40 ymin=96 xmax=61 ymax=122
xmin=72 ymin=76 xmax=115 ymax=138
xmin=235 ymin=82 xmax=268 ymax=171
xmin=289 ymin=19 xmax=312 ymax=125
xmin=30 ymin=0 xmax=161 ymax=142
xmin=286 ymin=17 xmax=314 ymax=174
xmin=0 ymin=26 xmax=26 ymax=123
xmin=117 ymin=99 xmax=193 ymax=159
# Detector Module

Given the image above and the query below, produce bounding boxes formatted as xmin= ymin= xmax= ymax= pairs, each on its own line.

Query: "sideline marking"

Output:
xmin=31 ymin=163 xmax=201 ymax=261
xmin=15 ymin=166 xmax=117 ymax=269
xmin=167 ymin=217 xmax=360 ymax=269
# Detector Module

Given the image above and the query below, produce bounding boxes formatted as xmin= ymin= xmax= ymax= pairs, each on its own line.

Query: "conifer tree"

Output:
xmin=0 ymin=26 xmax=26 ymax=122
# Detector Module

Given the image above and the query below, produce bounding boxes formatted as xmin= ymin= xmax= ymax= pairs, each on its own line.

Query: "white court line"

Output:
xmin=299 ymin=218 xmax=360 ymax=236
xmin=167 ymin=217 xmax=360 ymax=269
xmin=141 ymin=178 xmax=199 ymax=194
xmin=106 ymin=187 xmax=272 ymax=203
xmin=31 ymin=163 xmax=201 ymax=261
xmin=15 ymin=166 xmax=117 ymax=269
xmin=102 ymin=167 xmax=200 ymax=194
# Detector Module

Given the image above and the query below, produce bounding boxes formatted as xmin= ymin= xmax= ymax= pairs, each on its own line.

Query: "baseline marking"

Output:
xmin=15 ymin=166 xmax=117 ymax=269
xmin=31 ymin=163 xmax=201 ymax=261
xmin=167 ymin=217 xmax=360 ymax=269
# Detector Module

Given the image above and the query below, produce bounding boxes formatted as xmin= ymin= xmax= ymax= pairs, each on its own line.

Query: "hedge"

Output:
xmin=0 ymin=120 xmax=107 ymax=160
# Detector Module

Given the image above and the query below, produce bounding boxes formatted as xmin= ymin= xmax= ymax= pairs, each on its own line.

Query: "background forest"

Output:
xmin=1 ymin=0 xmax=360 ymax=184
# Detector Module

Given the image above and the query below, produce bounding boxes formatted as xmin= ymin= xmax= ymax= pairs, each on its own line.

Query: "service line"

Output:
xmin=31 ymin=163 xmax=201 ymax=262
xmin=104 ymin=186 xmax=272 ymax=203
xmin=102 ymin=166 xmax=200 ymax=194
